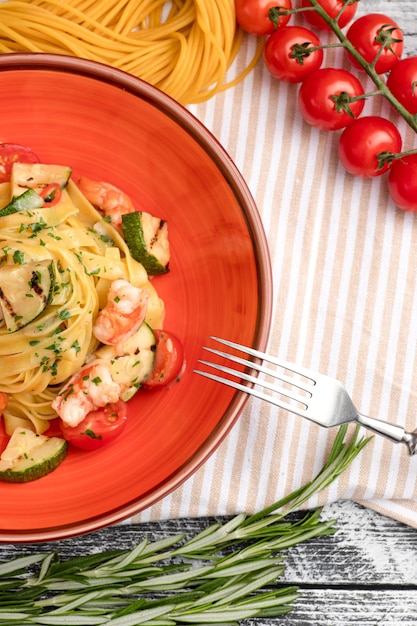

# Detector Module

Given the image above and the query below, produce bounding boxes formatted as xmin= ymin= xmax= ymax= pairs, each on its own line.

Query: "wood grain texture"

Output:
xmin=2 ymin=502 xmax=417 ymax=625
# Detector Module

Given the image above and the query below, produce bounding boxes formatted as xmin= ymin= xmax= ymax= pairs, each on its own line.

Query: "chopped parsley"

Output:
xmin=81 ymin=429 xmax=103 ymax=440
xmin=58 ymin=309 xmax=72 ymax=321
xmin=71 ymin=340 xmax=81 ymax=354
xmin=13 ymin=250 xmax=24 ymax=265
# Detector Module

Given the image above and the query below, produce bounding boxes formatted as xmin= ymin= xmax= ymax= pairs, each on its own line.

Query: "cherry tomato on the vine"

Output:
xmin=235 ymin=0 xmax=292 ymax=35
xmin=345 ymin=14 xmax=404 ymax=74
xmin=263 ymin=25 xmax=323 ymax=83
xmin=298 ymin=68 xmax=365 ymax=131
xmin=388 ymin=154 xmax=417 ymax=212
xmin=60 ymin=401 xmax=128 ymax=451
xmin=386 ymin=56 xmax=417 ymax=115
xmin=300 ymin=0 xmax=357 ymax=31
xmin=338 ymin=116 xmax=402 ymax=178
xmin=0 ymin=143 xmax=40 ymax=183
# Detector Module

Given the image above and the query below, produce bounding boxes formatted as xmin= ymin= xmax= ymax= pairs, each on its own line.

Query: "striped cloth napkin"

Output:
xmin=133 ymin=9 xmax=417 ymax=529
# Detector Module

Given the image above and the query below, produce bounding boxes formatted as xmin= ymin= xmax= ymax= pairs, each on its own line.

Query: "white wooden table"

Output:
xmin=2 ymin=500 xmax=417 ymax=625
xmin=2 ymin=2 xmax=417 ymax=625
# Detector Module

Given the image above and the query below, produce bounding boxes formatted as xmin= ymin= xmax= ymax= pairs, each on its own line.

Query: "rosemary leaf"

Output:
xmin=0 ymin=425 xmax=369 ymax=626
xmin=0 ymin=612 xmax=35 ymax=621
xmin=0 ymin=554 xmax=48 ymax=577
xmin=28 ymin=617 xmax=107 ymax=625
xmin=98 ymin=605 xmax=176 ymax=625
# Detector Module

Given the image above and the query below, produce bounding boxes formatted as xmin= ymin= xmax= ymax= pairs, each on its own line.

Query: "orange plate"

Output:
xmin=0 ymin=54 xmax=272 ymax=542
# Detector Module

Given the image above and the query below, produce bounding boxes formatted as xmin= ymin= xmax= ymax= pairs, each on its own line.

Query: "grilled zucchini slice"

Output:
xmin=96 ymin=322 xmax=156 ymax=401
xmin=122 ymin=211 xmax=170 ymax=275
xmin=0 ymin=188 xmax=44 ymax=217
xmin=0 ymin=428 xmax=68 ymax=483
xmin=11 ymin=162 xmax=72 ymax=197
xmin=0 ymin=259 xmax=54 ymax=333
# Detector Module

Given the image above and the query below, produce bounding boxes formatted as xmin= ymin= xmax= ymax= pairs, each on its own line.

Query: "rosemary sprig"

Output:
xmin=0 ymin=425 xmax=370 ymax=626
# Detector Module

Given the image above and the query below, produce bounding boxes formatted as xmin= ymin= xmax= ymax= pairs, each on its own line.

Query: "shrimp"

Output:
xmin=77 ymin=176 xmax=135 ymax=228
xmin=52 ymin=360 xmax=121 ymax=427
xmin=93 ymin=279 xmax=148 ymax=354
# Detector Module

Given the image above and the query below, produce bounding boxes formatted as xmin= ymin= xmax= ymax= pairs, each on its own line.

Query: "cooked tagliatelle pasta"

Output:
xmin=0 ymin=175 xmax=165 ymax=436
xmin=0 ymin=0 xmax=264 ymax=104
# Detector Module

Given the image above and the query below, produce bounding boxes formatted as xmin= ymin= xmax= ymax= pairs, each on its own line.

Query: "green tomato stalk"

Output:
xmin=273 ymin=0 xmax=417 ymax=163
xmin=304 ymin=0 xmax=417 ymax=134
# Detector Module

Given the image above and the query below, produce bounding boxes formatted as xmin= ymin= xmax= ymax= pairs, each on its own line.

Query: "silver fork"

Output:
xmin=195 ymin=337 xmax=417 ymax=456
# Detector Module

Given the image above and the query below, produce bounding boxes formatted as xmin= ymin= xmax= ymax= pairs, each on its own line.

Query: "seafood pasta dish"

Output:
xmin=0 ymin=143 xmax=184 ymax=482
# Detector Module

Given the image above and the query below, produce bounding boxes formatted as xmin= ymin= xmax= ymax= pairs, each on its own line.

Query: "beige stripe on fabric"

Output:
xmin=132 ymin=26 xmax=417 ymax=527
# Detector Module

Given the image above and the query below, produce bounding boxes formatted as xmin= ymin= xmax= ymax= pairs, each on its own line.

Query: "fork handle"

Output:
xmin=357 ymin=413 xmax=417 ymax=455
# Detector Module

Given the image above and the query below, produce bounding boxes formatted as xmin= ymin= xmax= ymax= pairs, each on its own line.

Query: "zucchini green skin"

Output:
xmin=0 ymin=443 xmax=68 ymax=483
xmin=0 ymin=429 xmax=68 ymax=483
xmin=122 ymin=211 xmax=170 ymax=275
xmin=0 ymin=188 xmax=43 ymax=217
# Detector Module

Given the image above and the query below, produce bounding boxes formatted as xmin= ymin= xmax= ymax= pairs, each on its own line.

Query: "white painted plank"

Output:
xmin=283 ymin=501 xmax=417 ymax=584
xmin=245 ymin=590 xmax=417 ymax=625
xmin=2 ymin=502 xmax=417 ymax=625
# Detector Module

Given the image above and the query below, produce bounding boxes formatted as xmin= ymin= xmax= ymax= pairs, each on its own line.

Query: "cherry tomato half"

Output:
xmin=0 ymin=143 xmax=40 ymax=184
xmin=235 ymin=0 xmax=292 ymax=35
xmin=386 ymin=56 xmax=417 ymax=115
xmin=60 ymin=400 xmax=128 ymax=451
xmin=338 ymin=116 xmax=402 ymax=177
xmin=345 ymin=14 xmax=404 ymax=74
xmin=144 ymin=330 xmax=184 ymax=389
xmin=388 ymin=154 xmax=417 ymax=212
xmin=298 ymin=68 xmax=365 ymax=131
xmin=301 ymin=0 xmax=357 ymax=31
xmin=263 ymin=25 xmax=323 ymax=83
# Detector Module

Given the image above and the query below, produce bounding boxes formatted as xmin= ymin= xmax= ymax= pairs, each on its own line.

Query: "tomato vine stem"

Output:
xmin=378 ymin=147 xmax=417 ymax=168
xmin=305 ymin=0 xmax=417 ymax=133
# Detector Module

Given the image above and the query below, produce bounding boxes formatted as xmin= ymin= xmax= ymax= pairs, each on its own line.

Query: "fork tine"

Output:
xmin=194 ymin=369 xmax=309 ymax=417
xmin=203 ymin=344 xmax=315 ymax=396
xmin=197 ymin=359 xmax=310 ymax=406
xmin=203 ymin=346 xmax=285 ymax=385
xmin=209 ymin=336 xmax=317 ymax=384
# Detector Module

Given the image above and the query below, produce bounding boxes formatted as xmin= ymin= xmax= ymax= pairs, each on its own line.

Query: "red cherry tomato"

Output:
xmin=144 ymin=330 xmax=184 ymax=389
xmin=298 ymin=68 xmax=365 ymax=131
xmin=388 ymin=154 xmax=417 ymax=212
xmin=0 ymin=143 xmax=40 ymax=183
xmin=40 ymin=183 xmax=62 ymax=207
xmin=338 ymin=116 xmax=402 ymax=177
xmin=301 ymin=0 xmax=357 ymax=31
xmin=60 ymin=401 xmax=128 ymax=451
xmin=263 ymin=25 xmax=323 ymax=83
xmin=345 ymin=14 xmax=404 ymax=74
xmin=386 ymin=56 xmax=417 ymax=115
xmin=235 ymin=0 xmax=292 ymax=35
